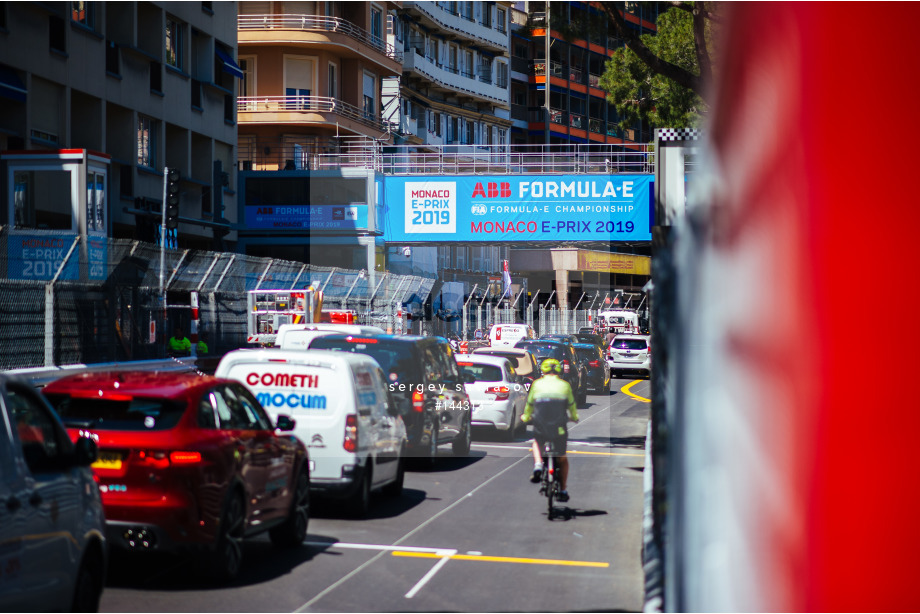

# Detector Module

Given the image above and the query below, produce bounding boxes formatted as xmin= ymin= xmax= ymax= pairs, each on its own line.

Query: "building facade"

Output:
xmin=0 ymin=1 xmax=240 ymax=250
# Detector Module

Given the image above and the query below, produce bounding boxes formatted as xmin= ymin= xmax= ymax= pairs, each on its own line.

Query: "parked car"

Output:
xmin=455 ymin=354 xmax=526 ymax=441
xmin=42 ymin=371 xmax=310 ymax=581
xmin=607 ymin=334 xmax=652 ymax=378
xmin=573 ymin=343 xmax=610 ymax=393
xmin=514 ymin=339 xmax=587 ymax=407
xmin=307 ymin=334 xmax=474 ymax=466
xmin=489 ymin=324 xmax=536 ymax=348
xmin=216 ymin=349 xmax=408 ymax=517
xmin=470 ymin=346 xmax=540 ymax=390
xmin=0 ymin=374 xmax=106 ymax=612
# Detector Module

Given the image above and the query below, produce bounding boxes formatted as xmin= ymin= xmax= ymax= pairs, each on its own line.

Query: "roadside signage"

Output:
xmin=244 ymin=204 xmax=368 ymax=231
xmin=5 ymin=232 xmax=107 ymax=281
xmin=382 ymin=175 xmax=653 ymax=242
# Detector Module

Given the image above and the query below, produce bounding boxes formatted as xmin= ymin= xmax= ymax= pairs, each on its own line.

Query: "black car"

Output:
xmin=514 ymin=339 xmax=587 ymax=407
xmin=575 ymin=331 xmax=607 ymax=351
xmin=573 ymin=343 xmax=610 ymax=393
xmin=309 ymin=334 xmax=473 ymax=466
xmin=539 ymin=333 xmax=581 ymax=345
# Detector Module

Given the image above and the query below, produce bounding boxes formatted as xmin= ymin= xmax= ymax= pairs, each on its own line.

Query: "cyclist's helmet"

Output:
xmin=540 ymin=358 xmax=562 ymax=374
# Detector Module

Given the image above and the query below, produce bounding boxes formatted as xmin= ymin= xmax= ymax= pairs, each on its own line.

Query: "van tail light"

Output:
xmin=169 ymin=451 xmax=202 ymax=464
xmin=486 ymin=386 xmax=510 ymax=400
xmin=343 ymin=414 xmax=358 ymax=452
xmin=562 ymin=360 xmax=571 ymax=374
xmin=136 ymin=450 xmax=170 ymax=469
xmin=589 ymin=360 xmax=600 ymax=367
xmin=412 ymin=390 xmax=424 ymax=413
xmin=647 ymin=344 xmax=651 ymax=356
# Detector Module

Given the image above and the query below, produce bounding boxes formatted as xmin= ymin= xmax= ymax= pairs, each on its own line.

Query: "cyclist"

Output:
xmin=521 ymin=358 xmax=579 ymax=502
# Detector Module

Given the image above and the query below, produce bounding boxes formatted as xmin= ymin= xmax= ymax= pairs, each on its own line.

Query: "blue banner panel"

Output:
xmin=244 ymin=204 xmax=368 ymax=231
xmin=382 ymin=175 xmax=652 ymax=242
xmin=7 ymin=233 xmax=79 ymax=281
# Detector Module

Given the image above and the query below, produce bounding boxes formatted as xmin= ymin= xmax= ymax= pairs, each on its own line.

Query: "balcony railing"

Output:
xmin=237 ymin=95 xmax=390 ymax=133
xmin=589 ymin=73 xmax=601 ymax=88
xmin=570 ymin=114 xmax=585 ymax=129
xmin=589 ymin=118 xmax=603 ymax=133
xmin=238 ymin=14 xmax=403 ymax=63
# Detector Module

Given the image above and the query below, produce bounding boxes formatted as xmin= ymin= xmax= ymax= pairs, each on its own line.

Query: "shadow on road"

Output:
xmin=549 ymin=507 xmax=609 ymax=521
xmin=311 ymin=487 xmax=429 ymax=520
xmin=408 ymin=449 xmax=487 ymax=473
xmin=573 ymin=435 xmax=647 ymax=449
xmin=105 ymin=534 xmax=340 ymax=591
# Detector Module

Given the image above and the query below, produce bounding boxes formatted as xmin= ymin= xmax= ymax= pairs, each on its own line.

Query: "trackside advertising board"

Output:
xmin=382 ymin=175 xmax=653 ymax=242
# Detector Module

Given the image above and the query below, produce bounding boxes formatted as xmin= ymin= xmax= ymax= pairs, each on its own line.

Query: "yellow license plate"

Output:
xmin=92 ymin=453 xmax=122 ymax=470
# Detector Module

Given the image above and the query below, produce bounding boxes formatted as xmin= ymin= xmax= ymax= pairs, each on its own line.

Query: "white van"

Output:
xmin=215 ymin=348 xmax=407 ymax=517
xmin=597 ymin=310 xmax=640 ymax=335
xmin=488 ymin=323 xmax=535 ymax=348
xmin=274 ymin=323 xmax=385 ymax=350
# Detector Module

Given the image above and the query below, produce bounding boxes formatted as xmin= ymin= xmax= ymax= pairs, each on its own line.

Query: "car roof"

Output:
xmin=220 ymin=348 xmax=382 ymax=370
xmin=612 ymin=334 xmax=650 ymax=340
xmin=455 ymin=354 xmax=512 ymax=368
xmin=473 ymin=347 xmax=531 ymax=357
xmin=573 ymin=343 xmax=599 ymax=349
xmin=309 ymin=333 xmax=436 ymax=345
xmin=42 ymin=371 xmax=223 ymax=399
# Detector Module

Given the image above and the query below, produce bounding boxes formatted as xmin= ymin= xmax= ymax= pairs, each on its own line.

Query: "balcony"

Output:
xmin=238 ymin=95 xmax=391 ymax=135
xmin=238 ymin=14 xmax=403 ymax=66
xmin=402 ymin=1 xmax=509 ymax=53
xmin=404 ymin=51 xmax=509 ymax=108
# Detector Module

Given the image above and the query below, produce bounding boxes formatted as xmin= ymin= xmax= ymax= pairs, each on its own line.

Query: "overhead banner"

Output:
xmin=244 ymin=204 xmax=368 ymax=231
xmin=382 ymin=175 xmax=653 ymax=242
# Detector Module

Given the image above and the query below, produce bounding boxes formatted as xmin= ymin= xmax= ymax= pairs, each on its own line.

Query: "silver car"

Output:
xmin=0 ymin=375 xmax=106 ymax=612
xmin=456 ymin=354 xmax=527 ymax=441
xmin=607 ymin=334 xmax=652 ymax=378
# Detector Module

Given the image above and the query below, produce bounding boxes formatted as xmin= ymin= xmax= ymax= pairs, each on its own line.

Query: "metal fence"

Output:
xmin=0 ymin=227 xmax=434 ymax=370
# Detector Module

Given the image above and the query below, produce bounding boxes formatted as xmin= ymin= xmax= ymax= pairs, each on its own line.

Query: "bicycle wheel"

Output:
xmin=546 ymin=455 xmax=556 ymax=520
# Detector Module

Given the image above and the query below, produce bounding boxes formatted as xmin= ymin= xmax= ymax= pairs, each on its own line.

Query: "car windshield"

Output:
xmin=611 ymin=338 xmax=648 ymax=350
xmin=309 ymin=337 xmax=422 ymax=385
xmin=456 ymin=363 xmax=503 ymax=382
xmin=45 ymin=395 xmax=187 ymax=431
xmin=575 ymin=346 xmax=599 ymax=360
xmin=515 ymin=341 xmax=566 ymax=360
xmin=576 ymin=334 xmax=602 ymax=345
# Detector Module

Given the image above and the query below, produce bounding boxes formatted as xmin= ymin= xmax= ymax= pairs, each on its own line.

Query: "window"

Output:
xmin=370 ymin=5 xmax=382 ymax=45
xmin=497 ymin=7 xmax=506 ymax=32
xmin=50 ymin=15 xmax=66 ymax=53
xmin=498 ymin=128 xmax=507 ymax=146
xmin=463 ymin=50 xmax=473 ymax=78
xmin=465 ymin=119 xmax=474 ymax=145
xmin=363 ymin=71 xmax=376 ymax=119
xmin=12 ymin=170 xmax=73 ymax=230
xmin=150 ymin=61 xmax=162 ymax=92
xmin=497 ymin=62 xmax=508 ymax=88
xmin=8 ymin=386 xmax=65 ymax=474
xmin=165 ymin=17 xmax=183 ymax=69
xmin=481 ymin=3 xmax=491 ymax=27
xmin=72 ymin=1 xmax=95 ymax=29
xmin=137 ymin=116 xmax=157 ymax=168
xmin=328 ymin=62 xmax=337 ymax=98
xmin=239 ymin=56 xmax=255 ymax=98
xmin=86 ymin=170 xmax=106 ymax=233
xmin=434 ymin=112 xmax=441 ymax=136
xmin=106 ymin=40 xmax=120 ymax=75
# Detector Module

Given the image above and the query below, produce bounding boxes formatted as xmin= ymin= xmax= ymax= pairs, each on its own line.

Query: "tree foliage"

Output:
xmin=594 ymin=2 xmax=719 ymax=134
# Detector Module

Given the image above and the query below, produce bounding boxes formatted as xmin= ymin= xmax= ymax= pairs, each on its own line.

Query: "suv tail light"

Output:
xmin=412 ymin=390 xmax=424 ymax=413
xmin=562 ymin=360 xmax=571 ymax=374
xmin=169 ymin=451 xmax=202 ymax=464
xmin=485 ymin=385 xmax=510 ymax=400
xmin=589 ymin=360 xmax=600 ymax=367
xmin=343 ymin=414 xmax=358 ymax=452
xmin=646 ymin=344 xmax=651 ymax=356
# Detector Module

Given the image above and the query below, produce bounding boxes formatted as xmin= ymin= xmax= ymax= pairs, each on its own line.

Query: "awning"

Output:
xmin=215 ymin=47 xmax=243 ymax=79
xmin=0 ymin=65 xmax=27 ymax=102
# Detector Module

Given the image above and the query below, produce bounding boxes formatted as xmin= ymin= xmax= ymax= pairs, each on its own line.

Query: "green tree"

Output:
xmin=596 ymin=2 xmax=719 ymax=134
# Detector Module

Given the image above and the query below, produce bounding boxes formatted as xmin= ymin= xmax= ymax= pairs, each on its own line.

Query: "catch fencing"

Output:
xmin=0 ymin=227 xmax=433 ymax=370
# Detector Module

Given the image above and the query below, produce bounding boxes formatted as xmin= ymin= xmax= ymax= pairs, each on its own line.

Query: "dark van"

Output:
xmin=308 ymin=334 xmax=473 ymax=466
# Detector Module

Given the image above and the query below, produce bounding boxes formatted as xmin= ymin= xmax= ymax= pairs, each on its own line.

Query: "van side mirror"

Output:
xmin=276 ymin=415 xmax=296 ymax=432
xmin=73 ymin=436 xmax=98 ymax=466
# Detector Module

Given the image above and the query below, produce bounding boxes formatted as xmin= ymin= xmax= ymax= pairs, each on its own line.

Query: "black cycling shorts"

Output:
xmin=534 ymin=424 xmax=568 ymax=456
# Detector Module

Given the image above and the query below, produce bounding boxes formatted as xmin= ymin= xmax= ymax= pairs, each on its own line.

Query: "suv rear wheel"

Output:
xmin=452 ymin=415 xmax=472 ymax=456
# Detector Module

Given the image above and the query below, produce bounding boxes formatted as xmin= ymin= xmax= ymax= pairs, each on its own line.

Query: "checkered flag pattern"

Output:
xmin=656 ymin=128 xmax=701 ymax=141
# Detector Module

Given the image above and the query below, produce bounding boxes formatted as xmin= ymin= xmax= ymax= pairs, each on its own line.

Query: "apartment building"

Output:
xmin=511 ymin=1 xmax=659 ymax=146
xmin=236 ymin=0 xmax=402 ymax=169
xmin=387 ymin=1 xmax=512 ymax=150
xmin=0 ymin=1 xmax=239 ymax=250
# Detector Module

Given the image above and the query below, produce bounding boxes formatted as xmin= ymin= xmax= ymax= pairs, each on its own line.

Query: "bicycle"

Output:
xmin=538 ymin=437 xmax=562 ymax=520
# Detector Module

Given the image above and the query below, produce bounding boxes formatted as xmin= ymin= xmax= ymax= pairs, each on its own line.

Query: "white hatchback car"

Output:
xmin=455 ymin=354 xmax=526 ymax=441
xmin=0 ymin=375 xmax=106 ymax=612
xmin=607 ymin=334 xmax=652 ymax=378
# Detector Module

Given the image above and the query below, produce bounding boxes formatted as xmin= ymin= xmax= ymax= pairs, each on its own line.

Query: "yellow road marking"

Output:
xmin=621 ymin=380 xmax=651 ymax=403
xmin=392 ymin=550 xmax=609 ymax=568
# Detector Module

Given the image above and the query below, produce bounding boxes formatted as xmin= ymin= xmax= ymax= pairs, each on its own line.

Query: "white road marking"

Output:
xmin=304 ymin=541 xmax=445 ymax=554
xmin=295 ymin=454 xmax=530 ymax=611
xmin=404 ymin=549 xmax=457 ymax=599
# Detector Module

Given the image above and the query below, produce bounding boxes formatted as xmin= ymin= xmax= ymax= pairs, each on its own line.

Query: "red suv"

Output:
xmin=42 ymin=371 xmax=310 ymax=580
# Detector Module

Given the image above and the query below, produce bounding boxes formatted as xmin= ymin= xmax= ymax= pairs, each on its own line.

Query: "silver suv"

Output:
xmin=607 ymin=334 xmax=652 ymax=378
